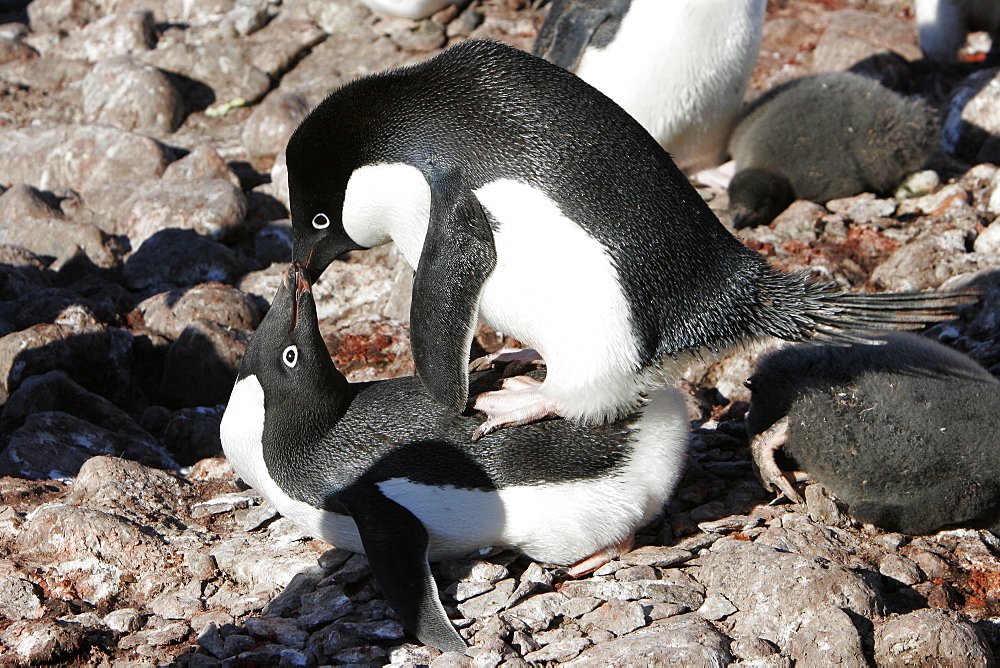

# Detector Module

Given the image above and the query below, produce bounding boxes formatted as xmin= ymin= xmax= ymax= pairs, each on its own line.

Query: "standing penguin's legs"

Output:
xmin=749 ymin=417 xmax=812 ymax=503
xmin=471 ymin=375 xmax=561 ymax=440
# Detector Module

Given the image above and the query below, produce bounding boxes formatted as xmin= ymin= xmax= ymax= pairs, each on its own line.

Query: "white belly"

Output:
xmin=576 ymin=0 xmax=765 ymax=172
xmin=343 ymin=165 xmax=658 ymax=423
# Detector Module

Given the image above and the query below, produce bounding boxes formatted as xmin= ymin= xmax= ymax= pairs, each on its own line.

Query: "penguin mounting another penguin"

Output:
xmin=533 ymin=0 xmax=766 ymax=173
xmin=220 ymin=262 xmax=691 ymax=652
xmin=727 ymin=71 xmax=942 ymax=229
xmin=744 ymin=332 xmax=1000 ymax=537
xmin=287 ymin=40 xmax=971 ymax=440
xmin=915 ymin=0 xmax=1000 ymax=63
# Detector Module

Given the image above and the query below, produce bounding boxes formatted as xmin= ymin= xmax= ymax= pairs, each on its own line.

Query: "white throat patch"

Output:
xmin=342 ymin=162 xmax=431 ymax=256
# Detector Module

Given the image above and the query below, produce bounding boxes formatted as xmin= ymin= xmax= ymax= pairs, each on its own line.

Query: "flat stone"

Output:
xmin=564 ymin=614 xmax=733 ymax=667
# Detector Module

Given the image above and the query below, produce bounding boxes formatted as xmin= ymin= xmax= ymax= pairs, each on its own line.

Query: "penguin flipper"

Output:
xmin=533 ymin=0 xmax=627 ymax=70
xmin=412 ymin=177 xmax=497 ymax=414
xmin=347 ymin=487 xmax=467 ymax=653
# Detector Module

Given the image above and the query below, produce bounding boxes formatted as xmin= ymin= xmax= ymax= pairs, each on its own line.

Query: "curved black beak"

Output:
xmin=284 ymin=263 xmax=313 ymax=334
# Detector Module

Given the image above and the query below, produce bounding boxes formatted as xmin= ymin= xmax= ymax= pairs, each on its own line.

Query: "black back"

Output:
xmin=287 ymin=40 xmax=823 ymax=368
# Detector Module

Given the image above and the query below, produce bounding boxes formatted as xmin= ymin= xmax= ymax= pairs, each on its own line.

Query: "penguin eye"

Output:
xmin=282 ymin=345 xmax=298 ymax=368
xmin=312 ymin=213 xmax=330 ymax=230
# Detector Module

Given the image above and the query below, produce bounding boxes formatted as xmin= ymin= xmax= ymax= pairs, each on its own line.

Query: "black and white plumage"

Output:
xmin=287 ymin=40 xmax=965 ymax=437
xmin=915 ymin=0 xmax=1000 ymax=62
xmin=745 ymin=332 xmax=1000 ymax=536
xmin=533 ymin=0 xmax=766 ymax=173
xmin=728 ymin=72 xmax=941 ymax=229
xmin=220 ymin=263 xmax=690 ymax=652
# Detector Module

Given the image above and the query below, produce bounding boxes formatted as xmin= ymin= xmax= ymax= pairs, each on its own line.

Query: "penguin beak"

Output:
xmin=285 ymin=263 xmax=313 ymax=334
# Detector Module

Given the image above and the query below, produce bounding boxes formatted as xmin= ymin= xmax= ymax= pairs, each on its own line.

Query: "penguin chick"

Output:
xmin=728 ymin=72 xmax=941 ymax=228
xmin=533 ymin=0 xmax=766 ymax=172
xmin=287 ymin=40 xmax=967 ymax=439
xmin=220 ymin=263 xmax=690 ymax=652
xmin=357 ymin=0 xmax=463 ymax=20
xmin=915 ymin=0 xmax=1000 ymax=62
xmin=745 ymin=332 xmax=1000 ymax=536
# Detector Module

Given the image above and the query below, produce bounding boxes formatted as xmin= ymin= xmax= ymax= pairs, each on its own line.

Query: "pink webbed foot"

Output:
xmin=470 ymin=374 xmax=561 ymax=441
xmin=562 ymin=535 xmax=635 ymax=579
xmin=750 ymin=416 xmax=812 ymax=503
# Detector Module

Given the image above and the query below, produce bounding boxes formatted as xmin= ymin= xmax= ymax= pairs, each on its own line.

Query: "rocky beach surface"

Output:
xmin=0 ymin=0 xmax=998 ymax=665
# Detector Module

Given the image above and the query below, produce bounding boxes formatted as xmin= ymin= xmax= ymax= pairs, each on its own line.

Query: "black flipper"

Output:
xmin=347 ymin=487 xmax=467 ymax=653
xmin=533 ymin=0 xmax=629 ymax=70
xmin=411 ymin=175 xmax=497 ymax=413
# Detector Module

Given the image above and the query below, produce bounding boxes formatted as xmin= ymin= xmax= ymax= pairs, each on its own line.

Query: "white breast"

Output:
xmin=219 ymin=376 xmax=365 ymax=553
xmin=576 ymin=0 xmax=766 ymax=172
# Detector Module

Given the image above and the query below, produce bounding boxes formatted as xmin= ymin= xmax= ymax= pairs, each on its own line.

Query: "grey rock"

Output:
xmin=786 ymin=606 xmax=868 ymax=667
xmin=619 ymin=545 xmax=691 ymax=568
xmin=296 ymin=584 xmax=354 ymax=630
xmin=242 ymin=90 xmax=309 ymax=157
xmin=505 ymin=592 xmax=570 ymax=632
xmin=141 ymin=41 xmax=271 ymax=107
xmin=697 ymin=593 xmax=738 ymax=621
xmin=825 ymin=192 xmax=898 ymax=223
xmin=559 ymin=574 xmax=706 ymax=609
xmin=693 ymin=541 xmax=881 ymax=650
xmin=245 ymin=616 xmax=309 ymax=648
xmin=59 ymin=11 xmax=157 ymax=62
xmin=324 ymin=316 xmax=415 ymax=382
xmin=159 ymin=321 xmax=248 ymax=408
xmin=0 ymin=572 xmax=44 ymax=620
xmin=523 ymin=637 xmax=591 ymax=663
xmin=0 ymin=323 xmax=134 ymax=404
xmin=0 ymin=125 xmax=167 ymax=192
xmin=804 ymin=482 xmax=848 ymax=526
xmin=115 ymin=178 xmax=247 ymax=250
xmin=161 ymin=407 xmax=226 ymax=466
xmin=0 ymin=370 xmax=152 ymax=443
xmin=974 ymin=220 xmax=1000 ymax=254
xmin=0 ymin=411 xmax=169 ymax=479
xmin=103 ymin=608 xmax=144 ymax=633
xmin=565 ymin=614 xmax=733 ymax=667
xmin=579 ymin=599 xmax=647 ymax=636
xmin=82 ymin=55 xmax=183 ymax=135
xmin=870 ymin=228 xmax=1000 ymax=292
xmin=457 ymin=578 xmax=516 ymax=619
xmin=66 ymin=456 xmax=186 ymax=519
xmin=26 ymin=0 xmax=103 ymax=32
xmin=209 ymin=533 xmax=323 ymax=590
xmin=136 ymin=283 xmax=261 ymax=340
xmin=0 ymin=35 xmax=36 ymax=65
xmin=162 ymin=145 xmax=241 ymax=187
xmin=878 ymin=554 xmax=923 ymax=586
xmin=876 ymin=608 xmax=994 ymax=667
xmin=123 ymin=229 xmax=245 ymax=291
xmin=0 ymin=620 xmax=84 ymax=665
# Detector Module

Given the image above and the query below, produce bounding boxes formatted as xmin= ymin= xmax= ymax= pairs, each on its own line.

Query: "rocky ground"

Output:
xmin=0 ymin=0 xmax=998 ymax=665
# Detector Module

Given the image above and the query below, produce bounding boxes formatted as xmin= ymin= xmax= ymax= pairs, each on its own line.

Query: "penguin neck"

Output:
xmin=342 ymin=162 xmax=432 ymax=265
xmin=260 ymin=362 xmax=354 ymax=491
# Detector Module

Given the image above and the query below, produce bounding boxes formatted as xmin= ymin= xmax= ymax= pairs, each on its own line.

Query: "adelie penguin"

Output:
xmin=287 ymin=40 xmax=967 ymax=439
xmin=533 ymin=0 xmax=766 ymax=173
xmin=745 ymin=332 xmax=1000 ymax=537
xmin=220 ymin=263 xmax=691 ymax=652
xmin=727 ymin=72 xmax=941 ymax=229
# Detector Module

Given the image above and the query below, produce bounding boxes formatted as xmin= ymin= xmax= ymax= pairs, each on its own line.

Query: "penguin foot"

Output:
xmin=563 ymin=534 xmax=635 ymax=578
xmin=468 ymin=347 xmax=544 ymax=376
xmin=470 ymin=375 xmax=560 ymax=440
xmin=750 ymin=417 xmax=811 ymax=503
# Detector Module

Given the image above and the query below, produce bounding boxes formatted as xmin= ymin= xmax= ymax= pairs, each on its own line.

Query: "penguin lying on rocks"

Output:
xmin=220 ymin=263 xmax=690 ymax=652
xmin=533 ymin=0 xmax=766 ymax=172
xmin=745 ymin=332 xmax=1000 ymax=536
xmin=287 ymin=40 xmax=966 ymax=440
xmin=728 ymin=71 xmax=941 ymax=229
xmin=915 ymin=0 xmax=1000 ymax=62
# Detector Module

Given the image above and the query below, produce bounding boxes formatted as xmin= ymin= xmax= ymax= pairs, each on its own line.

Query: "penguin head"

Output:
xmin=728 ymin=167 xmax=796 ymax=229
xmin=287 ymin=142 xmax=367 ymax=282
xmin=239 ymin=263 xmax=353 ymax=423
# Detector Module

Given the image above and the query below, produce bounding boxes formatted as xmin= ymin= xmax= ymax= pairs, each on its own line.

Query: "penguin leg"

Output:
xmin=564 ymin=534 xmax=635 ymax=578
xmin=345 ymin=488 xmax=466 ymax=653
xmin=411 ymin=176 xmax=497 ymax=414
xmin=468 ymin=347 xmax=545 ymax=375
xmin=749 ymin=417 xmax=810 ymax=503
xmin=471 ymin=375 xmax=560 ymax=441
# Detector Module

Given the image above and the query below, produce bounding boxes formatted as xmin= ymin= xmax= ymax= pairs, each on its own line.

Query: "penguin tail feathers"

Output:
xmin=756 ymin=271 xmax=978 ymax=346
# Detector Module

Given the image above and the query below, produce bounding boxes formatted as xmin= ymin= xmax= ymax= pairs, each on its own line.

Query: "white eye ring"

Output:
xmin=282 ymin=345 xmax=298 ymax=368
xmin=312 ymin=213 xmax=330 ymax=230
